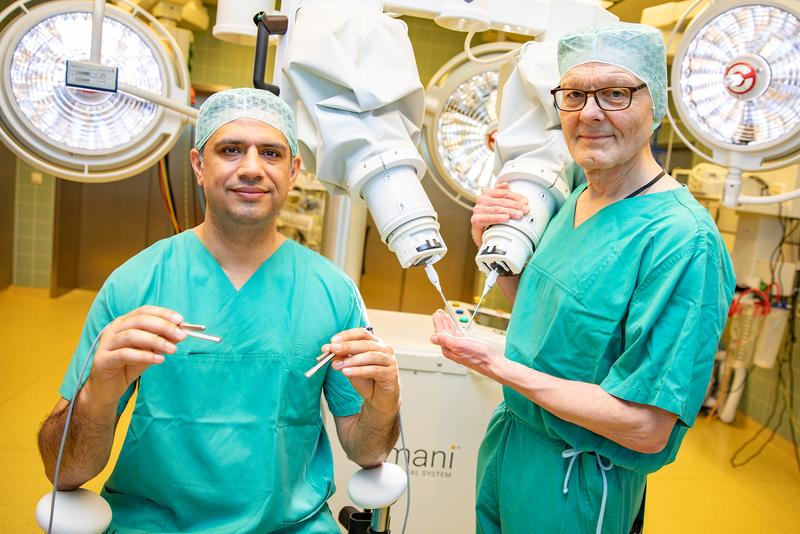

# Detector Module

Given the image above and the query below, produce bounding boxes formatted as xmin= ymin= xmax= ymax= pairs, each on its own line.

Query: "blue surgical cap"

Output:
xmin=557 ymin=22 xmax=667 ymax=130
xmin=195 ymin=87 xmax=298 ymax=156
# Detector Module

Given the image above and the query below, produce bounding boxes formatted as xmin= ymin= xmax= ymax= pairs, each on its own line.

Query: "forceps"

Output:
xmin=180 ymin=323 xmax=222 ymax=343
xmin=304 ymin=326 xmax=374 ymax=378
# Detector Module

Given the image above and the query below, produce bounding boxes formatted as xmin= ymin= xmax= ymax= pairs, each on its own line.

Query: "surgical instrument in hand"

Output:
xmin=305 ymin=326 xmax=374 ymax=378
xmin=180 ymin=323 xmax=222 ymax=343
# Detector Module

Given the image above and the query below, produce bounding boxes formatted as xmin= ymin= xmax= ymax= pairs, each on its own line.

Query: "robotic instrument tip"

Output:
xmin=466 ymin=269 xmax=500 ymax=330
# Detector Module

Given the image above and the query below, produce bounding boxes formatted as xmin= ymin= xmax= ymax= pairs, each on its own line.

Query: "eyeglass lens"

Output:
xmin=556 ymin=88 xmax=633 ymax=111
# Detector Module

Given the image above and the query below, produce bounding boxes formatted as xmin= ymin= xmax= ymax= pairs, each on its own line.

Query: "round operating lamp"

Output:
xmin=422 ymin=42 xmax=519 ymax=210
xmin=669 ymin=0 xmax=800 ymax=205
xmin=0 ymin=0 xmax=192 ymax=182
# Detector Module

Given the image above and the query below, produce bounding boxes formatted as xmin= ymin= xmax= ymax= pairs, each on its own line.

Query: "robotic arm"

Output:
xmin=475 ymin=38 xmax=573 ymax=277
xmin=275 ymin=0 xmax=448 ymax=269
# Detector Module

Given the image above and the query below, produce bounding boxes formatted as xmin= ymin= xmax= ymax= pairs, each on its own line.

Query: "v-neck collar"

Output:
xmin=570 ymin=182 xmax=685 ymax=230
xmin=186 ymin=230 xmax=292 ymax=293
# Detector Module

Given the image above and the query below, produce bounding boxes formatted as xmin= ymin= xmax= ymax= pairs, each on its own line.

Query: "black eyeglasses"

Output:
xmin=550 ymin=83 xmax=647 ymax=112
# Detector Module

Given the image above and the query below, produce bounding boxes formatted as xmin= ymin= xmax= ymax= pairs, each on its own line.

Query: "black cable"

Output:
xmin=746 ymin=174 xmax=770 ymax=194
xmin=730 ymin=309 xmax=793 ymax=468
xmin=730 ymin=385 xmax=787 ymax=468
xmin=767 ymin=211 xmax=784 ymax=298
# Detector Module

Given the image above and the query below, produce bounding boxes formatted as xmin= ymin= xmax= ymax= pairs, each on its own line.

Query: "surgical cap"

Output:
xmin=557 ymin=22 xmax=667 ymax=130
xmin=195 ymin=87 xmax=298 ymax=156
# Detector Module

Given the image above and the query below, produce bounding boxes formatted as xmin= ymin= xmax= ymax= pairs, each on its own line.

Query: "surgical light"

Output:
xmin=9 ymin=12 xmax=162 ymax=152
xmin=0 ymin=0 xmax=195 ymax=183
xmin=423 ymin=43 xmax=518 ymax=210
xmin=434 ymin=72 xmax=497 ymax=200
xmin=676 ymin=5 xmax=799 ymax=148
xmin=668 ymin=0 xmax=800 ymax=207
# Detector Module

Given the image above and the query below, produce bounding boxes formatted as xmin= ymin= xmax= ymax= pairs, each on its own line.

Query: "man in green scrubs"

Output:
xmin=432 ymin=23 xmax=735 ymax=534
xmin=38 ymin=88 xmax=401 ymax=533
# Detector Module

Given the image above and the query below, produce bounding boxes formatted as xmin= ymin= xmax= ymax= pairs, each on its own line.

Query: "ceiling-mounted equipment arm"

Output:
xmin=90 ymin=0 xmax=104 ymax=62
xmin=252 ymin=11 xmax=288 ymax=96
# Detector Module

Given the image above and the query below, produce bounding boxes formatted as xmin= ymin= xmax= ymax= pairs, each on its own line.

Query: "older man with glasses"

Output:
xmin=431 ymin=22 xmax=735 ymax=534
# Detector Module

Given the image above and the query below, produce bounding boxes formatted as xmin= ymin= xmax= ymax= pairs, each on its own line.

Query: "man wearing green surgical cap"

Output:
xmin=38 ymin=88 xmax=401 ymax=533
xmin=432 ymin=22 xmax=735 ymax=533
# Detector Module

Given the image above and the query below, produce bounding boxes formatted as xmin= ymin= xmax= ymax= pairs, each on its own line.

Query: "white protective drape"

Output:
xmin=280 ymin=3 xmax=426 ymax=196
xmin=493 ymin=39 xmax=574 ymax=187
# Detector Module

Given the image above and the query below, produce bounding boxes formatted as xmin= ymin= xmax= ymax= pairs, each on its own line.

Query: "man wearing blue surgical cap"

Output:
xmin=432 ymin=22 xmax=735 ymax=533
xmin=38 ymin=88 xmax=401 ymax=532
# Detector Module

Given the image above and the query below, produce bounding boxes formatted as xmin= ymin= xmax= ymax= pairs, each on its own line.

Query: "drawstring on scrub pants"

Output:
xmin=562 ymin=449 xmax=615 ymax=534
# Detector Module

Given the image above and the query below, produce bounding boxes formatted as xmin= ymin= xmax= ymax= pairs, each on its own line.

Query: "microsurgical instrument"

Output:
xmin=424 ymin=263 xmax=463 ymax=332
xmin=466 ymin=269 xmax=500 ymax=330
xmin=180 ymin=323 xmax=222 ymax=343
xmin=305 ymin=326 xmax=374 ymax=378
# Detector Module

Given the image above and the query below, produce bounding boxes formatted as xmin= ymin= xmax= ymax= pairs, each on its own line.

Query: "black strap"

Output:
xmin=624 ymin=170 xmax=666 ymax=200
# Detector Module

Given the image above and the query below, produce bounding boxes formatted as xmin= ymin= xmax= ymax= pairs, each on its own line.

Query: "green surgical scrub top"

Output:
xmin=59 ymin=232 xmax=365 ymax=533
xmin=503 ymin=183 xmax=735 ymax=474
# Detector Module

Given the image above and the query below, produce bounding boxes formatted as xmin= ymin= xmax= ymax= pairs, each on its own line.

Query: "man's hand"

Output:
xmin=86 ymin=306 xmax=186 ymax=407
xmin=324 ymin=328 xmax=400 ymax=416
xmin=471 ymin=183 xmax=530 ymax=247
xmin=430 ymin=310 xmax=507 ymax=381
xmin=327 ymin=327 xmax=401 ymax=467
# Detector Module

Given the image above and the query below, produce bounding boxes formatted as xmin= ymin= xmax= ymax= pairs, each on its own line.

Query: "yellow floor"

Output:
xmin=1 ymin=285 xmax=798 ymax=533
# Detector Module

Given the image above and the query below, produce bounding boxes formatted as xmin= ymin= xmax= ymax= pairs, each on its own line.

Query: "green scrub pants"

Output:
xmin=476 ymin=405 xmax=646 ymax=534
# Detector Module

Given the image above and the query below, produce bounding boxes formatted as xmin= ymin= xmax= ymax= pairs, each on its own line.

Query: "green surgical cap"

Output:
xmin=557 ymin=22 xmax=667 ymax=130
xmin=195 ymin=87 xmax=298 ymax=156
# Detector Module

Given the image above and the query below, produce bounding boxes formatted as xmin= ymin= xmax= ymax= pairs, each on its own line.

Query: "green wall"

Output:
xmin=190 ymin=18 xmax=256 ymax=89
xmin=738 ymin=326 xmax=800 ymax=444
xmin=13 ymin=162 xmax=55 ymax=288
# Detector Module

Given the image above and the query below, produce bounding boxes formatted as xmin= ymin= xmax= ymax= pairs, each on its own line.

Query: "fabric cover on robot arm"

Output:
xmin=279 ymin=2 xmax=447 ymax=270
xmin=492 ymin=39 xmax=574 ymax=190
xmin=280 ymin=4 xmax=425 ymax=195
